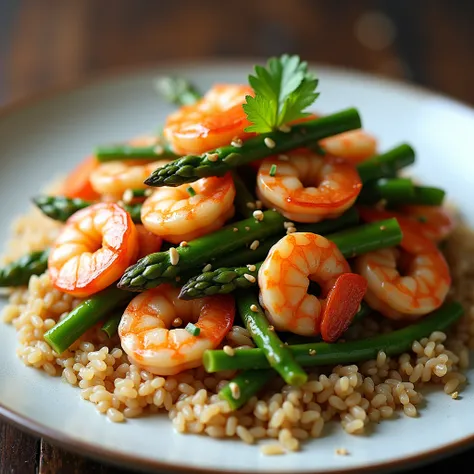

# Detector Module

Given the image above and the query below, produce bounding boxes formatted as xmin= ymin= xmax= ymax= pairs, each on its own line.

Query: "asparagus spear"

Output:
xmin=356 ymin=144 xmax=415 ymax=184
xmin=144 ymin=108 xmax=362 ymax=187
xmin=209 ymin=208 xmax=359 ymax=268
xmin=33 ymin=195 xmax=142 ymax=224
xmin=219 ymin=369 xmax=274 ymax=410
xmin=33 ymin=196 xmax=91 ymax=222
xmin=101 ymin=312 xmax=124 ymax=338
xmin=237 ymin=291 xmax=307 ymax=386
xmin=155 ymin=76 xmax=202 ymax=106
xmin=178 ymin=218 xmax=402 ymax=299
xmin=118 ymin=208 xmax=360 ymax=292
xmin=205 ymin=301 xmax=463 ymax=373
xmin=118 ymin=210 xmax=287 ymax=291
xmin=231 ymin=171 xmax=257 ymax=218
xmin=44 ymin=287 xmax=133 ymax=354
xmin=95 ymin=142 xmax=177 ymax=163
xmin=0 ymin=249 xmax=50 ymax=287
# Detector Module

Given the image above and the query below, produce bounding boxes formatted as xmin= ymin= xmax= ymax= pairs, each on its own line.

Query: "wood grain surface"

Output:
xmin=1 ymin=0 xmax=473 ymax=472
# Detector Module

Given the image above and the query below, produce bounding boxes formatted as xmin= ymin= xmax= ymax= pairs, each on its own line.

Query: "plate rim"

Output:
xmin=1 ymin=58 xmax=473 ymax=474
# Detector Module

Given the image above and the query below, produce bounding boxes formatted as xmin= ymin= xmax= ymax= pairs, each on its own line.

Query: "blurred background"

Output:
xmin=1 ymin=0 xmax=474 ymax=107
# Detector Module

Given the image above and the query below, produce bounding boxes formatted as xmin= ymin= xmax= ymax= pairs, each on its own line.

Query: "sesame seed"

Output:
xmin=247 ymin=264 xmax=256 ymax=272
xmin=380 ymin=225 xmax=386 ymax=231
xmin=144 ymin=188 xmax=153 ymax=197
xmin=264 ymin=137 xmax=276 ymax=149
xmin=172 ymin=317 xmax=182 ymax=327
xmin=231 ymin=137 xmax=243 ymax=148
xmin=122 ymin=189 xmax=134 ymax=203
xmin=283 ymin=221 xmax=295 ymax=229
xmin=246 ymin=202 xmax=256 ymax=210
xmin=243 ymin=274 xmax=256 ymax=283
xmin=286 ymin=226 xmax=297 ymax=234
xmin=278 ymin=154 xmax=289 ymax=161
xmin=223 ymin=345 xmax=235 ymax=356
xmin=229 ymin=382 xmax=241 ymax=399
xmin=309 ymin=349 xmax=316 ymax=356
xmin=233 ymin=227 xmax=239 ymax=232
xmin=250 ymin=304 xmax=259 ymax=312
xmin=206 ymin=153 xmax=219 ymax=162
xmin=452 ymin=391 xmax=459 ymax=399
xmin=250 ymin=240 xmax=260 ymax=250
xmin=179 ymin=241 xmax=189 ymax=247
xmin=253 ymin=210 xmax=264 ymax=221
xmin=255 ymin=200 xmax=262 ymax=209
xmin=336 ymin=448 xmax=349 ymax=456
xmin=278 ymin=124 xmax=291 ymax=133
xmin=153 ymin=145 xmax=164 ymax=155
xmin=202 ymin=264 xmax=212 ymax=272
xmin=169 ymin=247 xmax=180 ymax=265
xmin=245 ymin=226 xmax=251 ymax=231
xmin=268 ymin=325 xmax=274 ymax=331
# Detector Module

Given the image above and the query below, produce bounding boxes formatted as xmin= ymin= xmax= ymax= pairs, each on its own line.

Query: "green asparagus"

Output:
xmin=118 ymin=210 xmax=287 ymax=291
xmin=237 ymin=291 xmax=307 ymax=386
xmin=204 ymin=301 xmax=463 ymax=373
xmin=210 ymin=208 xmax=359 ymax=268
xmin=144 ymin=109 xmax=362 ymax=186
xmin=0 ymin=249 xmax=50 ymax=287
xmin=33 ymin=195 xmax=142 ymax=224
xmin=356 ymin=144 xmax=415 ymax=184
xmin=101 ymin=311 xmax=125 ymax=338
xmin=33 ymin=196 xmax=91 ymax=222
xmin=178 ymin=218 xmax=401 ymax=299
xmin=155 ymin=76 xmax=202 ymax=106
xmin=219 ymin=369 xmax=275 ymax=410
xmin=95 ymin=141 xmax=177 ymax=163
xmin=44 ymin=287 xmax=133 ymax=354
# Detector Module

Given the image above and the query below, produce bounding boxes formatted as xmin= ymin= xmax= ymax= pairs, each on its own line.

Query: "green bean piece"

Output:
xmin=219 ymin=369 xmax=275 ymax=411
xmin=203 ymin=301 xmax=463 ymax=372
xmin=231 ymin=171 xmax=257 ymax=218
xmin=0 ymin=249 xmax=50 ymax=287
xmin=101 ymin=312 xmax=124 ymax=338
xmin=237 ymin=291 xmax=307 ymax=386
xmin=356 ymin=144 xmax=415 ymax=184
xmin=44 ymin=287 xmax=133 ymax=354
xmin=357 ymin=178 xmax=415 ymax=205
xmin=95 ymin=142 xmax=177 ymax=163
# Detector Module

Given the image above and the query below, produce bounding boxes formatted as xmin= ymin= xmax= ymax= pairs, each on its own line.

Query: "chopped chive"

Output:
xmin=185 ymin=322 xmax=200 ymax=336
xmin=269 ymin=164 xmax=277 ymax=177
xmin=187 ymin=186 xmax=196 ymax=197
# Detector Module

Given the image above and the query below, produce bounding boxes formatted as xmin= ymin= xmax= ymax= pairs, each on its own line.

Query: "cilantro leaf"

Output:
xmin=243 ymin=55 xmax=319 ymax=133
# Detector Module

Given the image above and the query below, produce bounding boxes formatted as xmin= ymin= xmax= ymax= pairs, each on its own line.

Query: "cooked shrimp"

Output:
xmin=320 ymin=130 xmax=377 ymax=164
xmin=90 ymin=159 xmax=169 ymax=199
xmin=119 ymin=285 xmax=235 ymax=375
xmin=135 ymin=224 xmax=162 ymax=259
xmin=354 ymin=243 xmax=450 ymax=321
xmin=141 ymin=173 xmax=235 ymax=244
xmin=48 ymin=203 xmax=138 ymax=297
xmin=258 ymin=232 xmax=351 ymax=336
xmin=256 ymin=150 xmax=362 ymax=223
xmin=163 ymin=84 xmax=254 ymax=155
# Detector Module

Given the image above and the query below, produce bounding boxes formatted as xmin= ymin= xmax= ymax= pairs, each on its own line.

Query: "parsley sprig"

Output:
xmin=243 ymin=55 xmax=319 ymax=133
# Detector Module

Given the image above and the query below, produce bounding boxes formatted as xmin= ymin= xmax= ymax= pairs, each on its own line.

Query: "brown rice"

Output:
xmin=1 ymin=208 xmax=473 ymax=455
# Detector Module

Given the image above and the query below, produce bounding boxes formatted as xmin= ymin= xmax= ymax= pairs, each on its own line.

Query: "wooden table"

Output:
xmin=1 ymin=1 xmax=473 ymax=472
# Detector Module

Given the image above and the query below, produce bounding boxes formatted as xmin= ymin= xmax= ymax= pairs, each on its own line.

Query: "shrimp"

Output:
xmin=141 ymin=173 xmax=235 ymax=244
xmin=354 ymin=244 xmax=450 ymax=321
xmin=48 ymin=203 xmax=138 ymax=297
xmin=320 ymin=130 xmax=377 ymax=164
xmin=135 ymin=224 xmax=162 ymax=259
xmin=119 ymin=285 xmax=235 ymax=375
xmin=163 ymin=84 xmax=254 ymax=155
xmin=90 ymin=159 xmax=169 ymax=199
xmin=256 ymin=150 xmax=362 ymax=223
xmin=258 ymin=232 xmax=351 ymax=336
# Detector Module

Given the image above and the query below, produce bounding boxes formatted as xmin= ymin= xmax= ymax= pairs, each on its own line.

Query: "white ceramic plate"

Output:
xmin=0 ymin=61 xmax=473 ymax=474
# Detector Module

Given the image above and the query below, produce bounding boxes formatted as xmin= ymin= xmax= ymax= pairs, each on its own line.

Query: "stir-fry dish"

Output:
xmin=2 ymin=55 xmax=473 ymax=455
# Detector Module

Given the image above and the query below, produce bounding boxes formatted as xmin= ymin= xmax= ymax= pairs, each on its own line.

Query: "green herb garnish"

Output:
xmin=243 ymin=54 xmax=319 ymax=133
xmin=269 ymin=164 xmax=277 ymax=177
xmin=185 ymin=323 xmax=201 ymax=336
xmin=187 ymin=186 xmax=196 ymax=197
